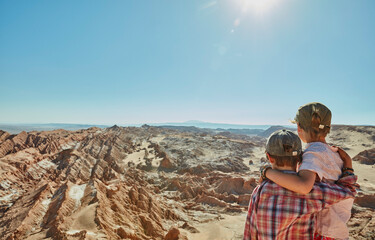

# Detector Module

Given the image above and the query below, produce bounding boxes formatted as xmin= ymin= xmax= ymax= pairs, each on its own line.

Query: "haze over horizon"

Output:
xmin=1 ymin=0 xmax=374 ymax=125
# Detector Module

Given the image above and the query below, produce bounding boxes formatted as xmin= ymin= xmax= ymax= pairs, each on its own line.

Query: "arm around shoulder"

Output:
xmin=265 ymin=169 xmax=317 ymax=194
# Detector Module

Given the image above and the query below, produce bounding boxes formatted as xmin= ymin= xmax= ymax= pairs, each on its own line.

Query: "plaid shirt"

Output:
xmin=243 ymin=174 xmax=358 ymax=240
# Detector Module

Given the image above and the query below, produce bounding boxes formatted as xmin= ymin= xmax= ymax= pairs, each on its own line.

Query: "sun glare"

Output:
xmin=239 ymin=0 xmax=280 ymax=15
xmin=230 ymin=0 xmax=281 ymax=30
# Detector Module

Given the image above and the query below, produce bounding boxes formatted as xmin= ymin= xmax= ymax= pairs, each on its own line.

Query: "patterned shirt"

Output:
xmin=243 ymin=174 xmax=358 ymax=240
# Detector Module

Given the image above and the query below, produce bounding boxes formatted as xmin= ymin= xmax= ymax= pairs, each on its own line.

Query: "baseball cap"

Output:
xmin=292 ymin=102 xmax=332 ymax=130
xmin=266 ymin=129 xmax=302 ymax=157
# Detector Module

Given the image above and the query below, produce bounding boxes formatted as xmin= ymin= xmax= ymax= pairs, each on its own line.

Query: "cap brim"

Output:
xmin=289 ymin=119 xmax=297 ymax=124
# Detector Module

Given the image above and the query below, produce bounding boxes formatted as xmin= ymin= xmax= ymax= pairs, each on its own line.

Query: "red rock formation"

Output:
xmin=353 ymin=148 xmax=375 ymax=165
xmin=159 ymin=155 xmax=176 ymax=170
xmin=164 ymin=227 xmax=188 ymax=240
xmin=0 ymin=126 xmax=282 ymax=239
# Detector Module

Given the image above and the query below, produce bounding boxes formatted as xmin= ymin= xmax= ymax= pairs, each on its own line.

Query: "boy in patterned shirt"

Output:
xmin=243 ymin=129 xmax=358 ymax=240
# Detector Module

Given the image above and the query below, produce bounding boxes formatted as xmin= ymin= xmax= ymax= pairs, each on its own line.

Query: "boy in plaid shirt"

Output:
xmin=243 ymin=129 xmax=358 ymax=240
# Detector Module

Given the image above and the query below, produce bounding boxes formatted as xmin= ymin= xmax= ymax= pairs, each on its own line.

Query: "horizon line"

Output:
xmin=0 ymin=121 xmax=373 ymax=127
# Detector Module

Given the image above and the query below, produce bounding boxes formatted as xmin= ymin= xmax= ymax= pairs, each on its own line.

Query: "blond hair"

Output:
xmin=300 ymin=112 xmax=330 ymax=140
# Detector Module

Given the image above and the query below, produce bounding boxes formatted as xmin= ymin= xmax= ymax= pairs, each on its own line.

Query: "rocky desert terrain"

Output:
xmin=0 ymin=125 xmax=374 ymax=240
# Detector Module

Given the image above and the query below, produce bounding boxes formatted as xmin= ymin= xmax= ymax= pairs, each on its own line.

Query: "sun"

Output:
xmin=239 ymin=0 xmax=280 ymax=15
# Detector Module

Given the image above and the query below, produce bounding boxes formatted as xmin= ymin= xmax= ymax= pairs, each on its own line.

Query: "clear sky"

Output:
xmin=0 ymin=0 xmax=374 ymax=125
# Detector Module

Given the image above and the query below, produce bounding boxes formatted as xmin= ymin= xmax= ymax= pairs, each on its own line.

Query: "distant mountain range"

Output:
xmin=0 ymin=123 xmax=108 ymax=134
xmin=0 ymin=121 xmax=295 ymax=135
xmin=147 ymin=121 xmax=275 ymax=130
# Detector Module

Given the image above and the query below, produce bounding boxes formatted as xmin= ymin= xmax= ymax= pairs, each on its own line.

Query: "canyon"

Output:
xmin=0 ymin=125 xmax=374 ymax=239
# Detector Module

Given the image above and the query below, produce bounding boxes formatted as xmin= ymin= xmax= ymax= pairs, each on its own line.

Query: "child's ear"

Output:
xmin=297 ymin=124 xmax=302 ymax=133
xmin=266 ymin=152 xmax=275 ymax=164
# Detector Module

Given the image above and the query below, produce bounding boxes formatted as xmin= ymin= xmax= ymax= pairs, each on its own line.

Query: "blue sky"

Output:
xmin=0 ymin=0 xmax=374 ymax=125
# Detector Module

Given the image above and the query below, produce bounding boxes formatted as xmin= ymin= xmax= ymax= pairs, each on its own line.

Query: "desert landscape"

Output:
xmin=1 ymin=1 xmax=374 ymax=239
xmin=0 ymin=124 xmax=374 ymax=240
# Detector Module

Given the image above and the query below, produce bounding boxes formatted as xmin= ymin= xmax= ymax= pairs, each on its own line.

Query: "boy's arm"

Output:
xmin=306 ymin=174 xmax=358 ymax=213
xmin=265 ymin=169 xmax=316 ymax=194
xmin=243 ymin=199 xmax=252 ymax=240
xmin=336 ymin=175 xmax=359 ymax=193
xmin=243 ymin=186 xmax=260 ymax=240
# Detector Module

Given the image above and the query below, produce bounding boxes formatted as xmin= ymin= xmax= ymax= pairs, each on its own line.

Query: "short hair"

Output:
xmin=268 ymin=153 xmax=302 ymax=168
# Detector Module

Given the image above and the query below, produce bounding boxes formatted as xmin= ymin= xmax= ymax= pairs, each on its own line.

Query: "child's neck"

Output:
xmin=306 ymin=140 xmax=326 ymax=143
xmin=272 ymin=164 xmax=296 ymax=172
xmin=305 ymin=136 xmax=326 ymax=144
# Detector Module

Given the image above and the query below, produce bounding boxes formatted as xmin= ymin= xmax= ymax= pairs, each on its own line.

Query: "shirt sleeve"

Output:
xmin=243 ymin=185 xmax=260 ymax=240
xmin=299 ymin=151 xmax=324 ymax=181
xmin=305 ymin=175 xmax=358 ymax=213
xmin=243 ymin=201 xmax=252 ymax=240
xmin=336 ymin=175 xmax=360 ymax=194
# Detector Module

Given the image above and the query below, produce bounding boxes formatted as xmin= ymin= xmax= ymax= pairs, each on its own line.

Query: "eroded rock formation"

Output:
xmin=353 ymin=148 xmax=375 ymax=165
xmin=0 ymin=126 xmax=259 ymax=239
xmin=1 ymin=125 xmax=374 ymax=239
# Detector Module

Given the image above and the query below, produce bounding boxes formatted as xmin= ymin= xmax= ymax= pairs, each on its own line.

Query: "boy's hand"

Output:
xmin=258 ymin=175 xmax=264 ymax=184
xmin=258 ymin=164 xmax=272 ymax=184
xmin=334 ymin=146 xmax=353 ymax=170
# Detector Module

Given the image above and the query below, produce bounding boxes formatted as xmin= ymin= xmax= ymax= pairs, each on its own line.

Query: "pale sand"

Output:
xmin=185 ymin=213 xmax=247 ymax=240
xmin=69 ymin=203 xmax=98 ymax=231
xmin=122 ymin=140 xmax=163 ymax=167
